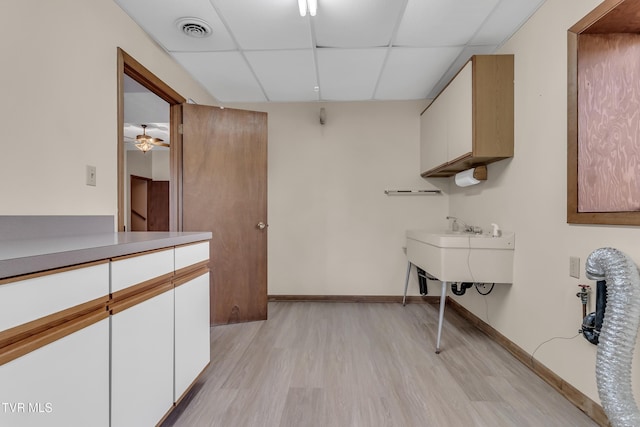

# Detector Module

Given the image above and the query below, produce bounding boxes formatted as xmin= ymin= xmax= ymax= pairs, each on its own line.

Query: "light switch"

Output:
xmin=569 ymin=256 xmax=580 ymax=279
xmin=86 ymin=165 xmax=96 ymax=186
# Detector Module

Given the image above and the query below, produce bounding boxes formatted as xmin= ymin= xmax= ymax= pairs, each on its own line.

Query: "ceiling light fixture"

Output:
xmin=298 ymin=0 xmax=317 ymax=17
xmin=135 ymin=124 xmax=167 ymax=153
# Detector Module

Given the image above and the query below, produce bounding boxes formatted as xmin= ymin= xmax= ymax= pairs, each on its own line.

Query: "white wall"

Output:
xmin=446 ymin=0 xmax=640 ymax=404
xmin=0 ymin=0 xmax=216 ymax=218
xmin=231 ymin=101 xmax=449 ymax=296
xmin=151 ymin=151 xmax=170 ymax=181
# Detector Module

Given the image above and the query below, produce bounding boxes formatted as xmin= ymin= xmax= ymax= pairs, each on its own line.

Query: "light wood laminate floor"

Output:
xmin=162 ymin=302 xmax=597 ymax=427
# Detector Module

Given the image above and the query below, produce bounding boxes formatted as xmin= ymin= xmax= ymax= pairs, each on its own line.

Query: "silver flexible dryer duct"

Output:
xmin=586 ymin=247 xmax=640 ymax=427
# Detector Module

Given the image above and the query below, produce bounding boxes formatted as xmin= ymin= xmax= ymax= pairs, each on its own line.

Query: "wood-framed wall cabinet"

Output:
xmin=420 ymin=54 xmax=514 ymax=178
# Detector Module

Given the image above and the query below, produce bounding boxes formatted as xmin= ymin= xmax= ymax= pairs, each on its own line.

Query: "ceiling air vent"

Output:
xmin=176 ymin=17 xmax=212 ymax=38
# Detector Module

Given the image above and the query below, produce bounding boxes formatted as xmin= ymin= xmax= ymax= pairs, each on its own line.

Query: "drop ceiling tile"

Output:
xmin=375 ymin=47 xmax=463 ymax=100
xmin=314 ymin=0 xmax=406 ymax=47
xmin=316 ymin=48 xmax=388 ymax=100
xmin=172 ymin=52 xmax=266 ymax=102
xmin=471 ymin=0 xmax=546 ymax=45
xmin=395 ymin=0 xmax=500 ymax=47
xmin=115 ymin=0 xmax=546 ymax=102
xmin=114 ymin=0 xmax=235 ymax=51
xmin=245 ymin=50 xmax=319 ymax=102
xmin=210 ymin=0 xmax=311 ymax=50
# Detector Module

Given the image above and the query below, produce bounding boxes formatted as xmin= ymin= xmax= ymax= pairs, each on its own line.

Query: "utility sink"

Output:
xmin=406 ymin=230 xmax=515 ymax=283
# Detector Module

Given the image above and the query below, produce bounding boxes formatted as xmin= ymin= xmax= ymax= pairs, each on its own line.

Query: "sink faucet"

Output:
xmin=446 ymin=216 xmax=482 ymax=234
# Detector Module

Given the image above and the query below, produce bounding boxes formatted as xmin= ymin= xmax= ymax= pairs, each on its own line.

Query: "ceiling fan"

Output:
xmin=132 ymin=124 xmax=169 ymax=153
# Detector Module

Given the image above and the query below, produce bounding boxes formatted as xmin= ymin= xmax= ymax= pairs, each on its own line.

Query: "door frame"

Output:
xmin=116 ymin=48 xmax=185 ymax=231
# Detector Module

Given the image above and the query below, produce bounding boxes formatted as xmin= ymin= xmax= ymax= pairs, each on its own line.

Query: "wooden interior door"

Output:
xmin=182 ymin=104 xmax=268 ymax=325
xmin=148 ymin=181 xmax=169 ymax=231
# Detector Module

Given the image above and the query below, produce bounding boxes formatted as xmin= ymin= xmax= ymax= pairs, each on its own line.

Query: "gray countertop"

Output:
xmin=0 ymin=232 xmax=212 ymax=279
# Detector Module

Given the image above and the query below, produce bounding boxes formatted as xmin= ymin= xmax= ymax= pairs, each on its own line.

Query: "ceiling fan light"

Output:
xmin=298 ymin=0 xmax=307 ymax=17
xmin=135 ymin=140 xmax=154 ymax=153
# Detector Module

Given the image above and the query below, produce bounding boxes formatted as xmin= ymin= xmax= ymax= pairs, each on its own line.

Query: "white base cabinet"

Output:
xmin=175 ymin=271 xmax=210 ymax=400
xmin=0 ymin=319 xmax=110 ymax=427
xmin=111 ymin=290 xmax=175 ymax=427
xmin=0 ymin=240 xmax=210 ymax=427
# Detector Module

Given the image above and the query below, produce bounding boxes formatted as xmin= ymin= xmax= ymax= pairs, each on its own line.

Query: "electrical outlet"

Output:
xmin=86 ymin=165 xmax=96 ymax=186
xmin=570 ymin=256 xmax=580 ymax=279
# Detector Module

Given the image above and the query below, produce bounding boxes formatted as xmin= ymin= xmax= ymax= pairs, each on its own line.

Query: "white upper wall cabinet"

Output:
xmin=420 ymin=55 xmax=514 ymax=177
xmin=445 ymin=62 xmax=473 ymax=162
xmin=420 ymin=95 xmax=447 ymax=172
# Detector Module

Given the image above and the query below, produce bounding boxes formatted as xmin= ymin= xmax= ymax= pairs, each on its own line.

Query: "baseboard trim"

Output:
xmin=268 ymin=295 xmax=440 ymax=304
xmin=446 ymin=298 xmax=610 ymax=427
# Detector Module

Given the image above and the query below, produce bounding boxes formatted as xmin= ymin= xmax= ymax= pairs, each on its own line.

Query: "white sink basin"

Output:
xmin=406 ymin=230 xmax=515 ymax=283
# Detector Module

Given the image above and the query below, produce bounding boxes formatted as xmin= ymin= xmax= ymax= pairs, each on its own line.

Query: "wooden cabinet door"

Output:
xmin=148 ymin=180 xmax=169 ymax=231
xmin=182 ymin=104 xmax=268 ymax=325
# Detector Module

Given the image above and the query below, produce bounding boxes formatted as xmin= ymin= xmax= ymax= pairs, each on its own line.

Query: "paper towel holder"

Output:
xmin=455 ymin=165 xmax=487 ymax=187
xmin=471 ymin=165 xmax=487 ymax=180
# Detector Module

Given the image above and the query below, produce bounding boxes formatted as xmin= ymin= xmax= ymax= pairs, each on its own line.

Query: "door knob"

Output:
xmin=257 ymin=222 xmax=267 ymax=230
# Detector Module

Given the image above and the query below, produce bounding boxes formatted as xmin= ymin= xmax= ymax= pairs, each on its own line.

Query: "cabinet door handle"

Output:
xmin=256 ymin=222 xmax=267 ymax=230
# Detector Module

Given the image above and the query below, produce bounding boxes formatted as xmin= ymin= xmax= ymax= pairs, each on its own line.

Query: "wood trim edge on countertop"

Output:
xmin=175 ymin=241 xmax=210 ymax=249
xmin=0 ymin=295 xmax=109 ymax=350
xmin=111 ymin=272 xmax=175 ymax=304
xmin=174 ymin=261 xmax=210 ymax=282
xmin=110 ymin=246 xmax=174 ymax=262
xmin=0 ymin=259 xmax=109 ymax=286
xmin=174 ymin=266 xmax=209 ymax=288
xmin=110 ymin=282 xmax=173 ymax=315
xmin=0 ymin=309 xmax=109 ymax=367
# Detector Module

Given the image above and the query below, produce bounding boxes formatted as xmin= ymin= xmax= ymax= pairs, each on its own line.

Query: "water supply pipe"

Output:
xmin=586 ymin=247 xmax=640 ymax=427
xmin=577 ymin=284 xmax=590 ymax=319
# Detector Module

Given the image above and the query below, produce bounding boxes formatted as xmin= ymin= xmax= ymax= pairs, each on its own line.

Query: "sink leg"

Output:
xmin=435 ymin=281 xmax=447 ymax=354
xmin=402 ymin=261 xmax=412 ymax=306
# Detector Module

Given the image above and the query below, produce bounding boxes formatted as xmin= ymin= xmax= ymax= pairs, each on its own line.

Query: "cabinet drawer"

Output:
xmin=175 ymin=241 xmax=209 ymax=271
xmin=0 ymin=262 xmax=109 ymax=332
xmin=111 ymin=249 xmax=174 ymax=293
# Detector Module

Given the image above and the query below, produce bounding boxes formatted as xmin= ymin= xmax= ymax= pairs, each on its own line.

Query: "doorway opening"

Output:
xmin=117 ymin=48 xmax=185 ymax=231
xmin=123 ymin=75 xmax=170 ymax=231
